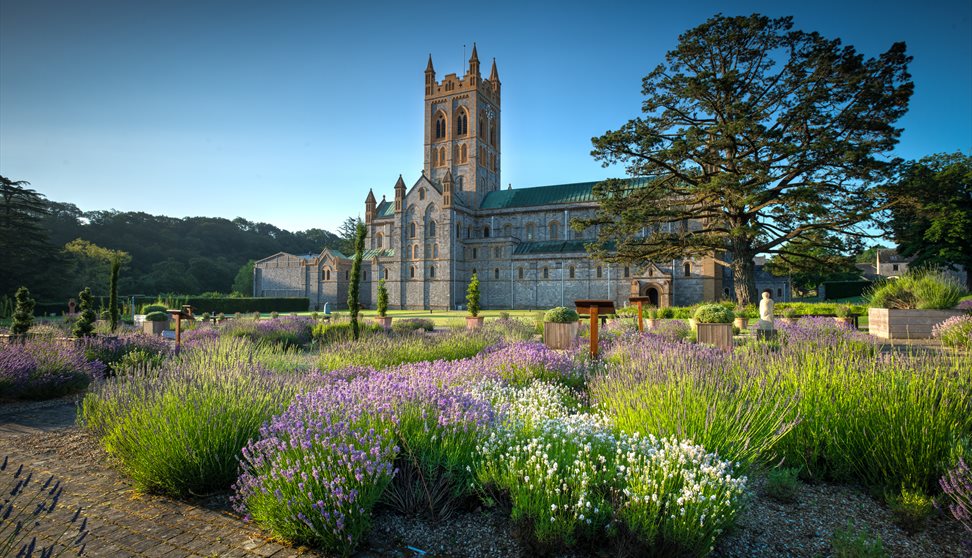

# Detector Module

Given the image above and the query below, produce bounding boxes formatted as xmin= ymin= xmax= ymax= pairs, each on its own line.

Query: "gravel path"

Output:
xmin=2 ymin=398 xmax=968 ymax=557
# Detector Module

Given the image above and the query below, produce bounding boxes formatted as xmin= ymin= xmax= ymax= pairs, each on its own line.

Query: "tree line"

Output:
xmin=0 ymin=176 xmax=356 ymax=302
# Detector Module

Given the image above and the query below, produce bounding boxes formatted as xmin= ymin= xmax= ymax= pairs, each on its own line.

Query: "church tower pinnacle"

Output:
xmin=423 ymin=47 xmax=500 ymax=208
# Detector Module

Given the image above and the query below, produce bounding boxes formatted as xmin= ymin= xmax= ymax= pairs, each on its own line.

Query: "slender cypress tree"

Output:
xmin=377 ymin=278 xmax=388 ymax=318
xmin=108 ymin=255 xmax=121 ymax=331
xmin=466 ymin=273 xmax=480 ymax=317
xmin=347 ymin=221 xmax=367 ymax=341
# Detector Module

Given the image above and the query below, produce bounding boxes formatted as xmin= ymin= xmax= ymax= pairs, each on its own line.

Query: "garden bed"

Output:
xmin=2 ymin=314 xmax=970 ymax=557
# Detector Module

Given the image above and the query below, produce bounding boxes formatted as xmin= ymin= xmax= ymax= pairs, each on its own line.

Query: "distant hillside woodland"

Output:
xmin=0 ymin=178 xmax=350 ymax=301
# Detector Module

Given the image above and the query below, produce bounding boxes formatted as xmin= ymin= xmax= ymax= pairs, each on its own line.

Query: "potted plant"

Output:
xmin=143 ymin=310 xmax=170 ymax=335
xmin=733 ymin=304 xmax=750 ymax=330
xmin=867 ymin=271 xmax=967 ymax=339
xmin=646 ymin=307 xmax=659 ymax=330
xmin=466 ymin=272 xmax=483 ymax=329
xmin=834 ymin=305 xmax=854 ymax=327
xmin=375 ymin=279 xmax=392 ymax=330
xmin=693 ymin=304 xmax=735 ymax=350
xmin=543 ymin=306 xmax=580 ymax=349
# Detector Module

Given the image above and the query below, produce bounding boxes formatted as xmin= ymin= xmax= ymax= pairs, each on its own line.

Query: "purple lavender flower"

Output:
xmin=0 ymin=339 xmax=104 ymax=399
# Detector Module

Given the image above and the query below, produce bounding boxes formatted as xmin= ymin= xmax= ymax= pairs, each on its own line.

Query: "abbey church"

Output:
xmin=253 ymin=47 xmax=787 ymax=310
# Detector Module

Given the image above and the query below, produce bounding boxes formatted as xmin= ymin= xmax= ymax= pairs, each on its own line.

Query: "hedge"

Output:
xmin=32 ymin=297 xmax=309 ymax=316
xmin=819 ymin=280 xmax=873 ymax=300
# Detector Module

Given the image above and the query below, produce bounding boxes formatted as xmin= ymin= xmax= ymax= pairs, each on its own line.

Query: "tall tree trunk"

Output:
xmin=731 ymin=247 xmax=758 ymax=305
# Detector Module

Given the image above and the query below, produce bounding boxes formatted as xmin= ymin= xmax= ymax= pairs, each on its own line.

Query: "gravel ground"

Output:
xmin=2 ymin=398 xmax=969 ymax=557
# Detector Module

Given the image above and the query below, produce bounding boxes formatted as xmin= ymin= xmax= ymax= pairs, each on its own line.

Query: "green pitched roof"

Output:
xmin=375 ymin=200 xmax=394 ymax=218
xmin=361 ymin=248 xmax=395 ymax=259
xmin=513 ymin=240 xmax=590 ymax=255
xmin=480 ymin=178 xmax=651 ymax=210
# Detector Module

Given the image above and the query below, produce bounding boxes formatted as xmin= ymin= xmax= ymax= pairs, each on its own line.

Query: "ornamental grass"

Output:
xmin=317 ymin=330 xmax=492 ymax=371
xmin=593 ymin=321 xmax=972 ymax=492
xmin=79 ymin=337 xmax=309 ymax=496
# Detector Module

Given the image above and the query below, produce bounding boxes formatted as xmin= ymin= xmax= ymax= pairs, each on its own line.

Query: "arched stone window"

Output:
xmin=596 ymin=266 xmax=603 ymax=278
xmin=457 ymin=175 xmax=464 ymax=191
xmin=483 ymin=226 xmax=490 ymax=238
xmin=624 ymin=266 xmax=630 ymax=278
xmin=376 ymin=233 xmax=383 ymax=248
xmin=428 ymin=221 xmax=436 ymax=237
xmin=456 ymin=109 xmax=468 ymax=136
xmin=489 ymin=120 xmax=496 ymax=147
xmin=569 ymin=266 xmax=575 ymax=279
xmin=412 ymin=245 xmax=419 ymax=259
xmin=503 ymin=223 xmax=511 ymax=237
xmin=409 ymin=266 xmax=415 ymax=278
xmin=472 ymin=248 xmax=478 ymax=259
xmin=549 ymin=221 xmax=559 ymax=240
xmin=518 ymin=267 xmax=524 ymax=279
xmin=479 ymin=114 xmax=485 ymax=138
xmin=324 ymin=268 xmax=331 ymax=281
xmin=494 ymin=268 xmax=499 ymax=279
xmin=466 ymin=226 xmax=471 ymax=239
xmin=438 ymin=147 xmax=446 ymax=167
xmin=434 ymin=112 xmax=447 ymax=140
xmin=525 ymin=223 xmax=536 ymax=240
xmin=433 ymin=244 xmax=439 ymax=258
xmin=684 ymin=263 xmax=691 ymax=277
xmin=543 ymin=267 xmax=549 ymax=279
xmin=419 ymin=188 xmax=425 ymax=200
xmin=383 ymin=268 xmax=388 ymax=280
xmin=456 ymin=223 xmax=461 ymax=238
xmin=430 ymin=266 xmax=436 ymax=278
xmin=409 ymin=222 xmax=416 ymax=238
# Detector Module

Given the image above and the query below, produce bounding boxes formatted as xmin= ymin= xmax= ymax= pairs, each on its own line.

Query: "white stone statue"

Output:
xmin=757 ymin=291 xmax=774 ymax=330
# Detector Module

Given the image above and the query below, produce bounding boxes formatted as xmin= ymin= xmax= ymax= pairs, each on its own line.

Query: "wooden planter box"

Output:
xmin=466 ymin=316 xmax=484 ymax=330
xmin=143 ymin=320 xmax=168 ymax=336
xmin=645 ymin=318 xmax=658 ymax=330
xmin=544 ymin=321 xmax=579 ymax=350
xmin=733 ymin=317 xmax=749 ymax=330
xmin=374 ymin=316 xmax=393 ymax=330
xmin=867 ymin=308 xmax=963 ymax=339
xmin=696 ymin=322 xmax=734 ymax=350
xmin=833 ymin=317 xmax=855 ymax=328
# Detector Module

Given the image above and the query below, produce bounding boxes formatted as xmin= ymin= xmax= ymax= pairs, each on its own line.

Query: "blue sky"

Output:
xmin=1 ymin=0 xmax=969 ymax=233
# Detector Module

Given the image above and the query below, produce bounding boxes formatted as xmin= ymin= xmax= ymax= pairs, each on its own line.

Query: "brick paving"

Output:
xmin=0 ymin=397 xmax=325 ymax=558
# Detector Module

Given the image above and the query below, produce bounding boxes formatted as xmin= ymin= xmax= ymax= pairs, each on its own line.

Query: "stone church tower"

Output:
xmin=424 ymin=44 xmax=501 ymax=209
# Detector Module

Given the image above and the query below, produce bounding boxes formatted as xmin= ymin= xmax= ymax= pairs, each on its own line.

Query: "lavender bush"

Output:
xmin=76 ymin=333 xmax=169 ymax=375
xmin=932 ymin=314 xmax=972 ymax=349
xmin=318 ymin=330 xmax=492 ymax=371
xmin=941 ymin=457 xmax=972 ymax=533
xmin=235 ymin=359 xmax=496 ymax=552
xmin=479 ymin=342 xmax=585 ymax=388
xmin=222 ymin=316 xmax=316 ymax=349
xmin=80 ymin=337 xmax=308 ymax=496
xmin=0 ymin=338 xmax=105 ymax=400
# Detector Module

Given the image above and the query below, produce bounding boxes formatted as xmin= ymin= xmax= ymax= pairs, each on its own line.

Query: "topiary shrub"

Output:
xmin=693 ymin=304 xmax=734 ymax=324
xmin=141 ymin=302 xmax=167 ymax=314
xmin=11 ymin=286 xmax=34 ymax=335
xmin=377 ymin=279 xmax=389 ymax=318
xmin=544 ymin=307 xmax=579 ymax=323
xmin=466 ymin=273 xmax=481 ymax=317
xmin=72 ymin=287 xmax=97 ymax=338
xmin=144 ymin=311 xmax=169 ymax=322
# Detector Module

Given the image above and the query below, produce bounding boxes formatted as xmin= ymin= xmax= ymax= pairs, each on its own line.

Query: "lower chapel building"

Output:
xmin=254 ymin=48 xmax=789 ymax=310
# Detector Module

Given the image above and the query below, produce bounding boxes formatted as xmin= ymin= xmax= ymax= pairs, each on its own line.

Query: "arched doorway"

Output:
xmin=642 ymin=285 xmax=660 ymax=307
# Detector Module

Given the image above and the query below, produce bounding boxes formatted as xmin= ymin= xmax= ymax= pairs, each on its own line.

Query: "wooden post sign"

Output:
xmin=166 ymin=305 xmax=196 ymax=353
xmin=574 ymin=300 xmax=616 ymax=359
xmin=628 ymin=296 xmax=653 ymax=332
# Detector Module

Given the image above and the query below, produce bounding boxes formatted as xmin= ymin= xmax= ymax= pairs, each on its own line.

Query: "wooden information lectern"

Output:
xmin=574 ymin=299 xmax=616 ymax=359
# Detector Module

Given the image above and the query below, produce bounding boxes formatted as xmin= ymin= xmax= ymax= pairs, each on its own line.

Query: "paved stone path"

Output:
xmin=1 ymin=397 xmax=325 ymax=558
